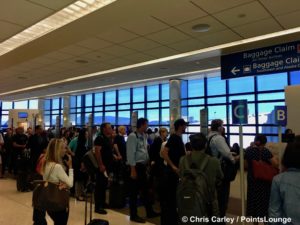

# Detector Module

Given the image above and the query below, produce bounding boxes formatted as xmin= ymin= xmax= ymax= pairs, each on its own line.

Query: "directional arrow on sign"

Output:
xmin=231 ymin=67 xmax=240 ymax=75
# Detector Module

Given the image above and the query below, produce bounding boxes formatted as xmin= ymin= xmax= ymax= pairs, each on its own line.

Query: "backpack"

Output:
xmin=177 ymin=154 xmax=212 ymax=225
xmin=206 ymin=135 xmax=238 ymax=182
xmin=83 ymin=148 xmax=99 ymax=176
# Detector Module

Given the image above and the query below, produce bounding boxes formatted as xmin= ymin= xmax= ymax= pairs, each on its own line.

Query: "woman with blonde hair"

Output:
xmin=42 ymin=138 xmax=73 ymax=225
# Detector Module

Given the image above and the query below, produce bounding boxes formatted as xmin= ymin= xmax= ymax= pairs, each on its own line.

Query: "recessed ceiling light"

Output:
xmin=192 ymin=24 xmax=210 ymax=32
xmin=75 ymin=59 xmax=89 ymax=63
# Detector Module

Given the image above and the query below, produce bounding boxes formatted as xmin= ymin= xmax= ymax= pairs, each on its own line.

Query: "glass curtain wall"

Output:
xmin=1 ymin=71 xmax=300 ymax=144
xmin=0 ymin=99 xmax=38 ymax=130
xmin=181 ymin=72 xmax=298 ymax=146
xmin=69 ymin=83 xmax=170 ymax=129
xmin=44 ymin=98 xmax=63 ymax=129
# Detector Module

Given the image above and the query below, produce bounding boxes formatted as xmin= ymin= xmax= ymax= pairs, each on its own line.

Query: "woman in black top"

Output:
xmin=245 ymin=134 xmax=278 ymax=222
xmin=74 ymin=128 xmax=88 ymax=201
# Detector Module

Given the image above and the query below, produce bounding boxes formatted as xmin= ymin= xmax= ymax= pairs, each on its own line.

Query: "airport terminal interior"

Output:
xmin=1 ymin=0 xmax=300 ymax=225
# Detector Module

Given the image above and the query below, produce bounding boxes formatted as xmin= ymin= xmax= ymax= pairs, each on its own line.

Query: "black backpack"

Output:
xmin=177 ymin=154 xmax=213 ymax=225
xmin=83 ymin=148 xmax=99 ymax=176
xmin=206 ymin=135 xmax=238 ymax=182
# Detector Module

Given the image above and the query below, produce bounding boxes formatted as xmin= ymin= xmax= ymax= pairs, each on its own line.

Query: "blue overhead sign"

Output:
xmin=232 ymin=100 xmax=248 ymax=124
xmin=221 ymin=41 xmax=300 ymax=79
xmin=274 ymin=106 xmax=287 ymax=126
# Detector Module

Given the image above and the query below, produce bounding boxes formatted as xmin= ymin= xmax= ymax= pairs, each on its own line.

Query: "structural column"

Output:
xmin=37 ymin=98 xmax=45 ymax=128
xmin=169 ymin=79 xmax=182 ymax=133
xmin=63 ymin=96 xmax=70 ymax=128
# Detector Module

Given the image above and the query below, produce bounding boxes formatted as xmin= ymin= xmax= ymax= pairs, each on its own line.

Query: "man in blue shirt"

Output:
xmin=127 ymin=118 xmax=159 ymax=223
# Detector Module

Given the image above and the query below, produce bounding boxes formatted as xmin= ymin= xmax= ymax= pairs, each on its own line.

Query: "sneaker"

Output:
xmin=130 ymin=216 xmax=146 ymax=223
xmin=147 ymin=211 xmax=160 ymax=218
xmin=94 ymin=208 xmax=107 ymax=214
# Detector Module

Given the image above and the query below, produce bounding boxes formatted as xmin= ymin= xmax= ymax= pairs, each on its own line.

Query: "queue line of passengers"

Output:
xmin=0 ymin=119 xmax=299 ymax=225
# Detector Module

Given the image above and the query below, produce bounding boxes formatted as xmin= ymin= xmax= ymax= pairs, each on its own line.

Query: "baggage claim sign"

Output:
xmin=221 ymin=41 xmax=300 ymax=79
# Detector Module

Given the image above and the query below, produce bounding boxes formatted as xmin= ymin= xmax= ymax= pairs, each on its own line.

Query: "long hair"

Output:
xmin=43 ymin=138 xmax=64 ymax=171
xmin=76 ymin=128 xmax=87 ymax=153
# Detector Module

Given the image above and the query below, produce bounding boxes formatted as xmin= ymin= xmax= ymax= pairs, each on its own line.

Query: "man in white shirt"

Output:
xmin=207 ymin=119 xmax=239 ymax=225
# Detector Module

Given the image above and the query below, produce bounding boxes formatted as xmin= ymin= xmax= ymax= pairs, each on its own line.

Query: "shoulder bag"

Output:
xmin=252 ymin=148 xmax=279 ymax=182
xmin=32 ymin=164 xmax=70 ymax=211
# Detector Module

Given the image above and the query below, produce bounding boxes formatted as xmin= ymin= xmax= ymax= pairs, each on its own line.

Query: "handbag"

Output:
xmin=32 ymin=164 xmax=70 ymax=211
xmin=252 ymin=148 xmax=279 ymax=182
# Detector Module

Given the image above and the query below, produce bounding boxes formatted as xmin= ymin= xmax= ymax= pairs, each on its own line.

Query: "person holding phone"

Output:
xmin=42 ymin=138 xmax=73 ymax=225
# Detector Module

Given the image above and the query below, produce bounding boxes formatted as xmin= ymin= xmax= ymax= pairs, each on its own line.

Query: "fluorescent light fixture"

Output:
xmin=1 ymin=26 xmax=300 ymax=98
xmin=0 ymin=0 xmax=116 ymax=56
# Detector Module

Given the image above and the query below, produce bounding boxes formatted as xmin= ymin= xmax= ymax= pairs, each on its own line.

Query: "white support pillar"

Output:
xmin=169 ymin=79 xmax=182 ymax=134
xmin=37 ymin=99 xmax=45 ymax=128
xmin=63 ymin=96 xmax=70 ymax=128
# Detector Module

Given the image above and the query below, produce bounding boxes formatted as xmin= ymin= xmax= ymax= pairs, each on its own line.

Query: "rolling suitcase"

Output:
xmin=109 ymin=182 xmax=126 ymax=209
xmin=85 ymin=183 xmax=109 ymax=225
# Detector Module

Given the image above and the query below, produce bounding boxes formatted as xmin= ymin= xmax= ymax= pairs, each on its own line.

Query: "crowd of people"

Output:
xmin=0 ymin=119 xmax=299 ymax=225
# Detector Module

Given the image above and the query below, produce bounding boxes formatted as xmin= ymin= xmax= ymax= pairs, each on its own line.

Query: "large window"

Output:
xmin=67 ymin=83 xmax=169 ymax=128
xmin=0 ymin=99 xmax=39 ymax=129
xmin=1 ymin=70 xmax=298 ymax=143
xmin=44 ymin=98 xmax=63 ymax=129
xmin=181 ymin=71 xmax=292 ymax=146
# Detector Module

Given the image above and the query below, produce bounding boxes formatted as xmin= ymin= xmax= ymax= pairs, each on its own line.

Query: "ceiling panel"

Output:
xmin=59 ymin=45 xmax=92 ymax=56
xmin=276 ymin=10 xmax=300 ymax=29
xmin=197 ymin=30 xmax=241 ymax=45
xmin=76 ymin=37 xmax=113 ymax=50
xmin=27 ymin=56 xmax=58 ymax=65
xmin=214 ymin=1 xmax=271 ymax=27
xmin=191 ymin=0 xmax=254 ymax=14
xmin=259 ymin=0 xmax=300 ymax=16
xmin=168 ymin=38 xmax=207 ymax=52
xmin=106 ymin=58 xmax=133 ymax=67
xmin=27 ymin=0 xmax=77 ymax=11
xmin=96 ymin=27 xmax=139 ymax=44
xmin=233 ymin=18 xmax=282 ymax=38
xmin=145 ymin=46 xmax=180 ymax=58
xmin=1 ymin=0 xmax=300 ymax=100
xmin=0 ymin=0 xmax=54 ymax=27
xmin=176 ymin=16 xmax=227 ymax=38
xmin=81 ymin=51 xmax=115 ymax=62
xmin=121 ymin=16 xmax=169 ymax=36
xmin=152 ymin=1 xmax=207 ymax=26
xmin=44 ymin=51 xmax=75 ymax=60
xmin=0 ymin=21 xmax=24 ymax=42
xmin=15 ymin=61 xmax=43 ymax=70
xmin=122 ymin=52 xmax=155 ymax=63
xmin=101 ymin=45 xmax=137 ymax=57
xmin=121 ymin=38 xmax=161 ymax=51
xmin=146 ymin=28 xmax=190 ymax=45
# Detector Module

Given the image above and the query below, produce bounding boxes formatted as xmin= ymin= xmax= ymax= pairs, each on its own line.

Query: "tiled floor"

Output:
xmin=0 ymin=178 xmax=155 ymax=225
